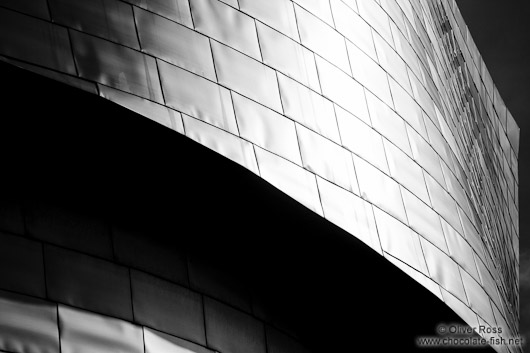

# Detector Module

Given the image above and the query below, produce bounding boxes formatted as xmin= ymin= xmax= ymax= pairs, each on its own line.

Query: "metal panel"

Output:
xmin=389 ymin=78 xmax=427 ymax=137
xmin=316 ymin=56 xmax=369 ymax=123
xmin=70 ymin=31 xmax=163 ymax=103
xmin=407 ymin=126 xmax=446 ymax=188
xmin=126 ymin=0 xmax=192 ymax=28
xmin=0 ymin=8 xmax=75 ymax=74
xmin=383 ymin=139 xmax=430 ymax=205
xmin=402 ymin=189 xmax=447 ymax=252
xmin=49 ymin=0 xmax=139 ymax=49
xmin=239 ymin=0 xmax=299 ymax=42
xmin=293 ymin=0 xmax=334 ymax=27
xmin=131 ymin=270 xmax=205 ymax=344
xmin=45 ymin=245 xmax=133 ymax=321
xmin=357 ymin=0 xmax=393 ymax=47
xmin=182 ymin=115 xmax=259 ymax=175
xmin=0 ymin=291 xmax=59 ymax=353
xmin=317 ymin=177 xmax=381 ymax=254
xmin=373 ymin=32 xmax=411 ymax=93
xmin=373 ymin=208 xmax=427 ymax=274
xmin=204 ymin=297 xmax=266 ymax=353
xmin=256 ymin=23 xmax=320 ymax=93
xmin=330 ymin=0 xmax=377 ymax=60
xmin=134 ymin=7 xmax=216 ymax=81
xmin=424 ymin=173 xmax=464 ymax=236
xmin=99 ymin=84 xmax=184 ymax=133
xmin=59 ymin=305 xmax=143 ymax=353
xmin=346 ymin=41 xmax=392 ymax=106
xmin=354 ymin=155 xmax=407 ymax=223
xmin=277 ymin=73 xmax=340 ymax=143
xmin=158 ymin=60 xmax=239 ymax=135
xmin=1 ymin=0 xmax=49 ymax=19
xmin=144 ymin=328 xmax=213 ymax=353
xmin=335 ymin=105 xmax=389 ymax=174
xmin=211 ymin=41 xmax=282 ymax=113
xmin=297 ymin=124 xmax=358 ymax=194
xmin=0 ymin=233 xmax=45 ymax=298
xmin=255 ymin=147 xmax=323 ymax=216
xmin=295 ymin=5 xmax=351 ymax=74
xmin=233 ymin=93 xmax=301 ymax=165
xmin=366 ymin=92 xmax=412 ymax=156
xmin=190 ymin=0 xmax=261 ymax=60
xmin=421 ymin=238 xmax=467 ymax=303
xmin=460 ymin=269 xmax=496 ymax=325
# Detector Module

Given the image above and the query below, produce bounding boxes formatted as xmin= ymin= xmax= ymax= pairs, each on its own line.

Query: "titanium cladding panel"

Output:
xmin=0 ymin=0 xmax=520 ymax=351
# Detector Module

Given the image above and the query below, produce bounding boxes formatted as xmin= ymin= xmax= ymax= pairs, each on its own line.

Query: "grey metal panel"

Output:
xmin=335 ymin=105 xmax=388 ymax=174
xmin=131 ymin=270 xmax=206 ymax=344
xmin=440 ymin=287 xmax=480 ymax=330
xmin=0 ymin=8 xmax=75 ymax=74
xmin=346 ymin=40 xmax=392 ymax=107
xmin=374 ymin=34 xmax=412 ymax=94
xmin=0 ymin=56 xmax=98 ymax=95
xmin=144 ymin=328 xmax=213 ymax=353
xmin=256 ymin=23 xmax=320 ymax=93
xmin=383 ymin=139 xmax=430 ymax=205
xmin=111 ymin=223 xmax=189 ymax=286
xmin=389 ymin=78 xmax=427 ymax=138
xmin=70 ymin=31 xmax=164 ymax=103
xmin=211 ymin=41 xmax=282 ymax=113
xmin=354 ymin=155 xmax=407 ymax=224
xmin=297 ymin=124 xmax=358 ymax=194
xmin=126 ymin=0 xmax=193 ymax=28
xmin=373 ymin=208 xmax=427 ymax=274
xmin=277 ymin=73 xmax=340 ymax=143
xmin=401 ymin=189 xmax=447 ymax=252
xmin=233 ymin=92 xmax=301 ymax=165
xmin=98 ymin=84 xmax=184 ymax=133
xmin=424 ymin=173 xmax=464 ymax=236
xmin=0 ymin=290 xmax=59 ymax=353
xmin=158 ymin=60 xmax=239 ymax=135
xmin=45 ymin=245 xmax=133 ymax=321
xmin=357 ymin=0 xmax=393 ymax=47
xmin=1 ymin=0 xmax=50 ymax=19
xmin=204 ymin=297 xmax=266 ymax=353
xmin=134 ymin=7 xmax=216 ymax=82
xmin=25 ymin=200 xmax=112 ymax=259
xmin=315 ymin=56 xmax=369 ymax=123
xmin=190 ymin=0 xmax=261 ymax=60
xmin=317 ymin=177 xmax=381 ymax=254
xmin=0 ymin=233 xmax=45 ymax=298
xmin=255 ymin=147 xmax=323 ymax=216
xmin=59 ymin=305 xmax=143 ymax=353
xmin=293 ymin=0 xmax=334 ymax=27
xmin=49 ymin=0 xmax=139 ymax=49
xmin=330 ymin=0 xmax=377 ymax=60
xmin=295 ymin=5 xmax=351 ymax=75
xmin=182 ymin=115 xmax=259 ymax=175
xmin=407 ymin=126 xmax=446 ymax=188
xmin=365 ymin=92 xmax=412 ymax=156
xmin=240 ymin=0 xmax=300 ymax=42
xmin=460 ymin=269 xmax=496 ymax=325
xmin=421 ymin=238 xmax=467 ymax=303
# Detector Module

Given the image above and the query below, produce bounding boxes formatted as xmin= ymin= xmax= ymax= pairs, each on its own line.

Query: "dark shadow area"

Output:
xmin=0 ymin=61 xmax=495 ymax=352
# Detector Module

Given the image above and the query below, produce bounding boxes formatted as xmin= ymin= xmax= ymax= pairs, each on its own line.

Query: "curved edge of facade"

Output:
xmin=0 ymin=0 xmax=520 ymax=352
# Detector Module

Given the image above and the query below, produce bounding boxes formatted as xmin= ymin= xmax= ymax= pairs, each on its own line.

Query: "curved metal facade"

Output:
xmin=0 ymin=0 xmax=520 ymax=352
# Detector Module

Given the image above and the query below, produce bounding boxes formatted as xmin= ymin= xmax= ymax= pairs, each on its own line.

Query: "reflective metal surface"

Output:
xmin=0 ymin=0 xmax=520 ymax=350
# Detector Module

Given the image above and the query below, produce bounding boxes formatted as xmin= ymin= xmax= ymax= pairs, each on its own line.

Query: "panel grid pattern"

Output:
xmin=0 ymin=0 xmax=519 ymax=351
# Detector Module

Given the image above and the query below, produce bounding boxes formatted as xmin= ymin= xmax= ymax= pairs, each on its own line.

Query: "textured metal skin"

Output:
xmin=0 ymin=0 xmax=519 ymax=352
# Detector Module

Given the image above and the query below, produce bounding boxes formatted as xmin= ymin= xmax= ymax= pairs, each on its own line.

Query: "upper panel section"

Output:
xmin=0 ymin=0 xmax=519 ymax=351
